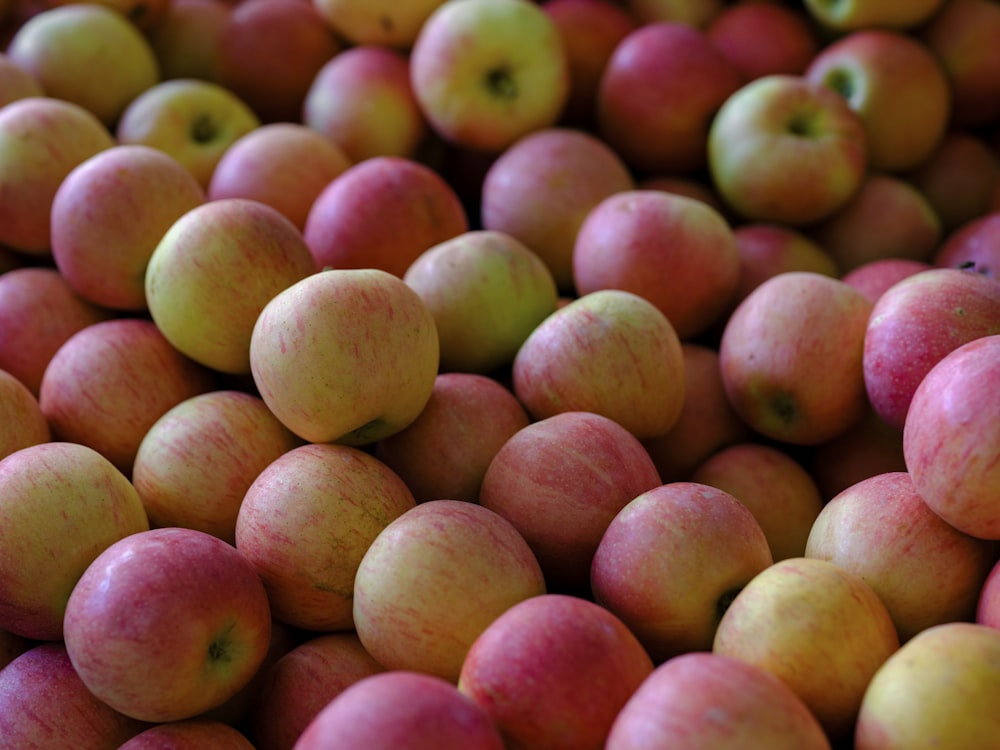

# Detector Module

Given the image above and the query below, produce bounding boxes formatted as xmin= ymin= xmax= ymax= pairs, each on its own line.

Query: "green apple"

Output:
xmin=311 ymin=0 xmax=448 ymax=48
xmin=803 ymin=0 xmax=947 ymax=32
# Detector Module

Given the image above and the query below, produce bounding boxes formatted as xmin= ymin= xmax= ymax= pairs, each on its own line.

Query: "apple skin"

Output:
xmin=458 ymin=593 xmax=655 ymax=750
xmin=977 ymin=557 xmax=1000 ymax=628
xmin=706 ymin=1 xmax=820 ymax=81
xmin=118 ymin=719 xmax=255 ymax=749
xmin=0 ymin=367 xmax=50 ymax=460
xmin=606 ymin=651 xmax=832 ymax=750
xmin=0 ymin=95 xmax=115 ymax=255
xmin=479 ymin=411 xmax=663 ymax=593
xmin=707 ymin=74 xmax=869 ymax=226
xmin=49 ymin=0 xmax=172 ymax=29
xmin=310 ymin=0 xmax=448 ymax=48
xmin=207 ymin=122 xmax=352 ymax=231
xmin=934 ymin=211 xmax=1000 ymax=279
xmin=622 ymin=0 xmax=721 ymax=26
xmin=803 ymin=0 xmax=946 ymax=31
xmin=63 ymin=527 xmax=273 ymax=724
xmin=512 ymin=289 xmax=686 ymax=440
xmin=50 ymin=144 xmax=207 ymax=311
xmin=713 ymin=556 xmax=900 ymax=742
xmin=408 ymin=0 xmax=570 ymax=153
xmin=353 ymin=499 xmax=547 ymax=682
xmin=235 ymin=442 xmax=417 ymax=632
xmin=0 ymin=441 xmax=150 ymax=641
xmin=903 ymin=335 xmax=1000 ymax=540
xmin=719 ymin=271 xmax=874 ymax=446
xmin=479 ymin=125 xmax=635 ymax=294
xmin=854 ymin=622 xmax=1000 ymax=749
xmin=840 ymin=257 xmax=934 ymax=304
xmin=249 ymin=268 xmax=440 ymax=446
xmin=0 ymin=51 xmax=43 ymax=107
xmin=303 ymin=155 xmax=468 ymax=278
xmin=0 ymin=642 xmax=150 ymax=748
xmin=862 ymin=267 xmax=1000 ymax=431
xmin=373 ymin=372 xmax=531 ymax=504
xmin=146 ymin=0 xmax=232 ymax=81
xmin=293 ymin=670 xmax=506 ymax=750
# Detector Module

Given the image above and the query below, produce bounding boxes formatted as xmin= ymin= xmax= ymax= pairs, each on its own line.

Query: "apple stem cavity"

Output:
xmin=485 ymin=66 xmax=519 ymax=101
xmin=190 ymin=113 xmax=219 ymax=145
xmin=823 ymin=69 xmax=855 ymax=103
xmin=717 ymin=587 xmax=742 ymax=620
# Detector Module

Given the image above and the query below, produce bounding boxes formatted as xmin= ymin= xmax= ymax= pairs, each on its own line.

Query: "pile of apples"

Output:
xmin=2 ymin=0 xmax=1000 ymax=747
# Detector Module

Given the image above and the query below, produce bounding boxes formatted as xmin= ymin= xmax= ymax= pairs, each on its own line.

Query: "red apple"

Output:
xmin=706 ymin=1 xmax=820 ymax=81
xmin=0 ymin=367 xmax=50 ymax=461
xmin=146 ymin=0 xmax=232 ymax=81
xmin=840 ymin=257 xmax=934 ymax=303
xmin=118 ymin=719 xmax=255 ymax=749
xmin=934 ymin=211 xmax=1000 ymax=279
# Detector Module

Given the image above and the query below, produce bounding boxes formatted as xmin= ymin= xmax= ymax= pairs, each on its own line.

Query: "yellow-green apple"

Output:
xmin=458 ymin=594 xmax=655 ymax=750
xmin=479 ymin=126 xmax=635 ymax=293
xmin=353 ymin=499 xmax=546 ymax=681
xmin=806 ymin=471 xmax=996 ymax=643
xmin=541 ymin=0 xmax=638 ymax=128
xmin=310 ymin=0 xmax=448 ymax=48
xmin=707 ymin=74 xmax=869 ymax=226
xmin=145 ymin=198 xmax=317 ymax=375
xmin=479 ymin=411 xmax=662 ymax=592
xmin=50 ymin=144 xmax=206 ymax=311
xmin=408 ymin=0 xmax=570 ymax=153
xmin=373 ymin=372 xmax=531 ymax=504
xmin=115 ymin=78 xmax=261 ymax=188
xmin=719 ymin=271 xmax=873 ymax=445
xmin=512 ymin=289 xmax=686 ymax=440
xmin=249 ymin=268 xmax=440 ymax=445
xmin=840 ymin=257 xmax=934 ymax=303
xmin=207 ymin=122 xmax=352 ymax=231
xmin=5 ymin=3 xmax=160 ymax=127
xmin=904 ymin=335 xmax=1000 ymax=540
xmin=38 ymin=318 xmax=217 ymax=475
xmin=978 ymin=557 xmax=1000 ymax=628
xmin=862 ymin=267 xmax=1000 ymax=430
xmin=293 ymin=670 xmax=506 ymax=750
xmin=934 ymin=212 xmax=1000 ymax=278
xmin=248 ymin=633 xmax=385 ymax=750
xmin=642 ymin=343 xmax=753 ymax=483
xmin=48 ymin=0 xmax=171 ymax=29
xmin=572 ymin=189 xmax=741 ymax=340
xmin=713 ymin=556 xmax=900 ymax=742
xmin=854 ymin=622 xmax=1000 ymax=749
xmin=0 ymin=643 xmax=149 ymax=748
xmin=0 ymin=442 xmax=149 ymax=641
xmin=605 ymin=652 xmax=832 ymax=750
xmin=403 ymin=229 xmax=559 ymax=374
xmin=0 ymin=368 xmax=49 ymax=460
xmin=214 ymin=0 xmax=341 ymax=124
xmin=63 ymin=527 xmax=272 ymax=723
xmin=132 ymin=390 xmax=301 ymax=545
xmin=621 ymin=0 xmax=722 ymax=27
xmin=691 ymin=442 xmax=824 ymax=562
xmin=591 ymin=481 xmax=773 ymax=662
xmin=0 ymin=51 xmax=42 ymax=107
xmin=303 ymin=155 xmax=468 ymax=277
xmin=303 ymin=44 xmax=428 ymax=163
xmin=706 ymin=1 xmax=820 ymax=81
xmin=597 ymin=21 xmax=743 ymax=175
xmin=119 ymin=720 xmax=255 ymax=749
xmin=0 ymin=267 xmax=114 ymax=396
xmin=802 ymin=0 xmax=946 ymax=31
xmin=235 ymin=442 xmax=416 ymax=632
xmin=0 ymin=96 xmax=115 ymax=255
xmin=147 ymin=0 xmax=232 ymax=81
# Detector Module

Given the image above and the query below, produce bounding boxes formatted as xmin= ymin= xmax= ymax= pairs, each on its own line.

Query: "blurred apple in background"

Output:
xmin=639 ymin=173 xmax=728 ymax=215
xmin=120 ymin=720 xmax=254 ymax=749
xmin=310 ymin=0 xmax=447 ymax=48
xmin=50 ymin=144 xmax=206 ymax=312
xmin=147 ymin=0 xmax=232 ymax=81
xmin=0 ymin=51 xmax=43 ymax=106
xmin=49 ymin=0 xmax=172 ymax=29
xmin=840 ymin=257 xmax=934 ymax=303
xmin=934 ymin=211 xmax=1000 ymax=277
xmin=802 ymin=0 xmax=946 ymax=31
xmin=621 ymin=0 xmax=722 ymax=27
xmin=0 ymin=368 xmax=49 ymax=460
xmin=458 ymin=594 xmax=655 ymax=750
xmin=409 ymin=0 xmax=570 ymax=153
xmin=977 ymin=557 xmax=1000 ymax=628
xmin=706 ymin=1 xmax=820 ymax=81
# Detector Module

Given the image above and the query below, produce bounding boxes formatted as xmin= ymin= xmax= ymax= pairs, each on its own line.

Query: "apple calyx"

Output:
xmin=484 ymin=66 xmax=518 ymax=101
xmin=207 ymin=622 xmax=237 ymax=665
xmin=190 ymin=113 xmax=220 ymax=145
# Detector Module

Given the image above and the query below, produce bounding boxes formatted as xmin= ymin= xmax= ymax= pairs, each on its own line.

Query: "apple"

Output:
xmin=208 ymin=122 xmax=352 ymax=231
xmin=706 ymin=1 xmax=820 ymax=81
xmin=0 ymin=51 xmax=43 ymax=107
xmin=146 ymin=0 xmax=232 ymax=81
xmin=145 ymin=197 xmax=317 ymax=375
xmin=605 ymin=652 xmax=832 ymax=750
xmin=293 ymin=670 xmax=506 ymax=750
xmin=479 ymin=410 xmax=663 ymax=593
xmin=132 ymin=389 xmax=301 ymax=545
xmin=621 ymin=0 xmax=722 ymax=27
xmin=596 ymin=21 xmax=743 ymax=175
xmin=115 ymin=78 xmax=261 ymax=188
xmin=862 ymin=267 xmax=1000 ymax=431
xmin=512 ymin=289 xmax=686 ymax=440
xmin=977 ymin=557 xmax=1000 ymax=628
xmin=591 ymin=481 xmax=773 ymax=662
xmin=638 ymin=173 xmax=728 ymax=215
xmin=713 ymin=556 xmax=900 ymax=742
xmin=303 ymin=155 xmax=468 ymax=278
xmin=934 ymin=211 xmax=1000 ymax=278
xmin=0 ymin=95 xmax=115 ymax=255
xmin=310 ymin=0 xmax=448 ymax=48
xmin=403 ymin=229 xmax=559 ymax=374
xmin=572 ymin=189 xmax=741 ymax=340
xmin=408 ymin=0 xmax=570 ymax=153
xmin=249 ymin=268 xmax=440 ymax=445
xmin=458 ymin=593 xmax=655 ymax=750
xmin=802 ymin=0 xmax=946 ymax=31
xmin=707 ymin=74 xmax=869 ymax=226
xmin=854 ymin=622 xmax=1000 ymax=749
xmin=48 ymin=0 xmax=171 ymax=29
xmin=479 ymin=125 xmax=635 ymax=294
xmin=719 ymin=271 xmax=874 ymax=446
xmin=50 ymin=144 xmax=206 ymax=312
xmin=303 ymin=44 xmax=428 ymax=164
xmin=903 ymin=335 xmax=1000 ymax=540
xmin=0 ymin=368 xmax=49 ymax=460
xmin=235 ymin=442 xmax=417 ymax=632
xmin=118 ymin=719 xmax=255 ymax=749
xmin=840 ymin=257 xmax=934 ymax=303
xmin=5 ymin=3 xmax=160 ymax=127
xmin=353 ymin=499 xmax=546 ymax=682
